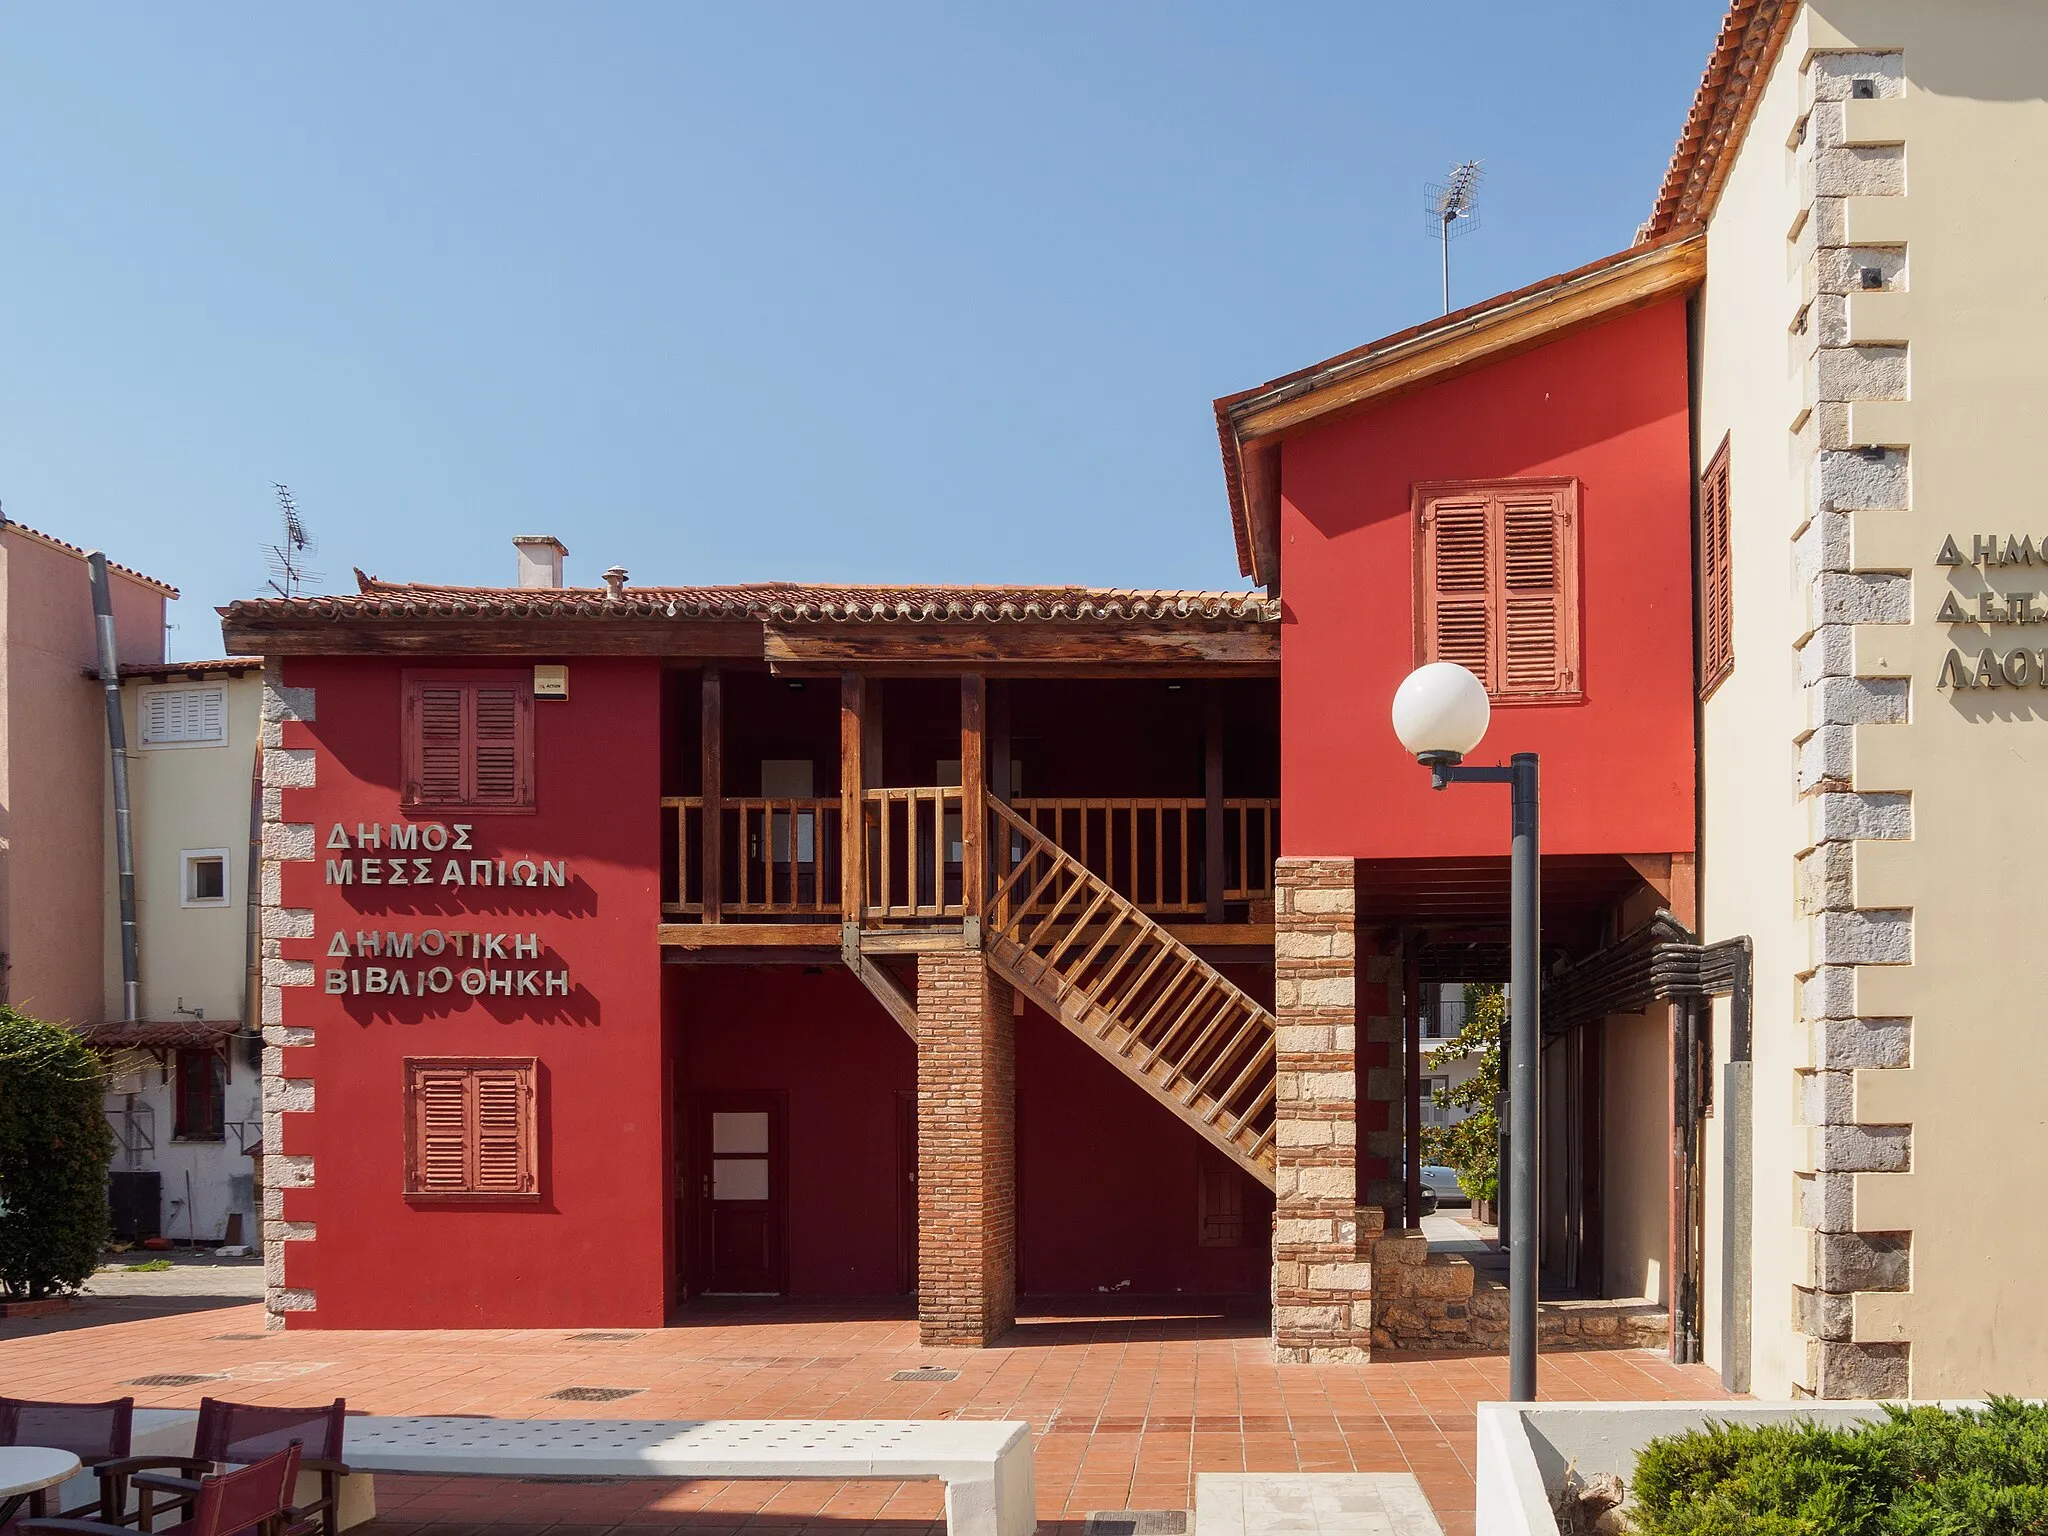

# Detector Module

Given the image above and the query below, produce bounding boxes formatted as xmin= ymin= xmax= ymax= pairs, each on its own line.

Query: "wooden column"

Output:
xmin=960 ymin=674 xmax=986 ymax=920
xmin=700 ymin=666 xmax=722 ymax=924
xmin=1204 ymin=687 xmax=1226 ymax=922
xmin=840 ymin=672 xmax=865 ymax=924
xmin=1404 ymin=944 xmax=1423 ymax=1232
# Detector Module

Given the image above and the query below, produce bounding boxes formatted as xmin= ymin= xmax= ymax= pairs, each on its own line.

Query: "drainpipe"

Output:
xmin=89 ymin=553 xmax=141 ymax=1023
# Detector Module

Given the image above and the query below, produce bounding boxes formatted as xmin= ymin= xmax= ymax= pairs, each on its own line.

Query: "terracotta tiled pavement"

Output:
xmin=0 ymin=1293 xmax=1732 ymax=1536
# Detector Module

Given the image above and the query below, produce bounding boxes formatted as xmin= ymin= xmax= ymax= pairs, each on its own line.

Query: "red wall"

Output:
xmin=275 ymin=656 xmax=669 ymax=1328
xmin=1017 ymin=995 xmax=1273 ymax=1296
xmin=672 ymin=965 xmax=915 ymax=1296
xmin=1279 ymin=300 xmax=1696 ymax=859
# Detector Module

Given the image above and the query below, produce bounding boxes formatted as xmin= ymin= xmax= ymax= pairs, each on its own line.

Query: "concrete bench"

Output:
xmin=343 ymin=1415 xmax=1036 ymax=1536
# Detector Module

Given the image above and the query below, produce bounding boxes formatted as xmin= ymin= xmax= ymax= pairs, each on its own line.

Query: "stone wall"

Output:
xmin=1787 ymin=43 xmax=1915 ymax=1400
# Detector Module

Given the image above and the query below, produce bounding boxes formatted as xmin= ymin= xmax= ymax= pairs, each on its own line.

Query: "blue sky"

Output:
xmin=1 ymin=3 xmax=1722 ymax=657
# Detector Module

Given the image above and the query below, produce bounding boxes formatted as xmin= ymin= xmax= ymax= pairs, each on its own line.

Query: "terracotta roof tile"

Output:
xmin=1641 ymin=0 xmax=1798 ymax=239
xmin=89 ymin=657 xmax=264 ymax=681
xmin=1 ymin=516 xmax=179 ymax=597
xmin=76 ymin=1019 xmax=241 ymax=1049
xmin=224 ymin=578 xmax=1277 ymax=627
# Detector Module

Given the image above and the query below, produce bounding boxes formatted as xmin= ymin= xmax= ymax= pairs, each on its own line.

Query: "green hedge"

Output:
xmin=0 ymin=1008 xmax=113 ymax=1299
xmin=1628 ymin=1398 xmax=2048 ymax=1534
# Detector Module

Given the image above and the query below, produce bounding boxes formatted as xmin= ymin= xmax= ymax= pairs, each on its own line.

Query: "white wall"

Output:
xmin=101 ymin=670 xmax=263 ymax=1244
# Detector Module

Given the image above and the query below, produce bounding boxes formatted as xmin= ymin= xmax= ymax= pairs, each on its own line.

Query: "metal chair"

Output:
xmin=96 ymin=1401 xmax=346 ymax=1536
xmin=0 ymin=1397 xmax=136 ymax=1522
xmin=21 ymin=1440 xmax=305 ymax=1536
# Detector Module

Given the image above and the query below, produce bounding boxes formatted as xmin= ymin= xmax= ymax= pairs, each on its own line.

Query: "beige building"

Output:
xmin=1677 ymin=0 xmax=2048 ymax=1398
xmin=0 ymin=516 xmax=170 ymax=1021
xmin=95 ymin=660 xmax=266 ymax=1247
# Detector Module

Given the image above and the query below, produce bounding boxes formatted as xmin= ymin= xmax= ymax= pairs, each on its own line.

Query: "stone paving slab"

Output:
xmin=0 ymin=1295 xmax=1732 ymax=1536
xmin=1195 ymin=1474 xmax=1441 ymax=1536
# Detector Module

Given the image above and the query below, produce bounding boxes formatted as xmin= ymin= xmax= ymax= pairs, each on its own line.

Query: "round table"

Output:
xmin=0 ymin=1445 xmax=84 ymax=1525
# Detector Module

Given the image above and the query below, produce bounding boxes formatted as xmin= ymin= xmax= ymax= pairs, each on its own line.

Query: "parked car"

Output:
xmin=1421 ymin=1164 xmax=1470 ymax=1206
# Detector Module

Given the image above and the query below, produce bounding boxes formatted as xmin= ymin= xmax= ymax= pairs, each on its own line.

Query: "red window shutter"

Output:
xmin=402 ymin=673 xmax=534 ymax=811
xmin=1422 ymin=496 xmax=1495 ymax=688
xmin=1700 ymin=438 xmax=1734 ymax=697
xmin=468 ymin=686 xmax=529 ymax=806
xmin=472 ymin=1069 xmax=533 ymax=1194
xmin=414 ymin=686 xmax=467 ymax=804
xmin=1499 ymin=490 xmax=1572 ymax=696
xmin=413 ymin=1070 xmax=472 ymax=1194
xmin=406 ymin=1057 xmax=539 ymax=1200
xmin=1416 ymin=479 xmax=1581 ymax=702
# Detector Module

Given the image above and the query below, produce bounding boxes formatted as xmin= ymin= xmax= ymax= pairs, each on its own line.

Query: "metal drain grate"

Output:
xmin=129 ymin=1373 xmax=226 ymax=1387
xmin=890 ymin=1367 xmax=960 ymax=1383
xmin=210 ymin=1333 xmax=269 ymax=1341
xmin=567 ymin=1331 xmax=644 ymax=1343
xmin=544 ymin=1386 xmax=645 ymax=1403
xmin=1085 ymin=1514 xmax=1187 ymax=1536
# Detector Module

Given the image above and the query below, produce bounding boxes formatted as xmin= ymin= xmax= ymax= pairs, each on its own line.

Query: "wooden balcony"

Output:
xmin=659 ymin=670 xmax=1276 ymax=949
xmin=661 ymin=792 xmax=1276 ymax=927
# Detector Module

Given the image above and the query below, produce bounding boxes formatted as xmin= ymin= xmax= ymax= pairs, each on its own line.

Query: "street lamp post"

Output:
xmin=1391 ymin=662 xmax=1540 ymax=1402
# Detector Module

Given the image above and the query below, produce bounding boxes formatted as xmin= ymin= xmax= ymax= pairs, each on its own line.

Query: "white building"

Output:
xmin=89 ymin=658 xmax=266 ymax=1248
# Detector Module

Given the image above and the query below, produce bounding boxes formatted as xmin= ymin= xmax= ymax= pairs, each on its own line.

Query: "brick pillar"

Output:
xmin=1272 ymin=857 xmax=1370 ymax=1362
xmin=915 ymin=950 xmax=1016 ymax=1346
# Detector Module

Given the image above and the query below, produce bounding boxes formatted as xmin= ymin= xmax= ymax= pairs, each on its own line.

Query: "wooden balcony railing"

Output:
xmin=1005 ymin=798 xmax=1278 ymax=915
xmin=661 ymin=796 xmax=843 ymax=918
xmin=863 ymin=786 xmax=965 ymax=921
xmin=663 ymin=790 xmax=1276 ymax=926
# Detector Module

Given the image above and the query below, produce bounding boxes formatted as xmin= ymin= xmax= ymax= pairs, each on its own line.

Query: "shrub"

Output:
xmin=0 ymin=1008 xmax=113 ymax=1299
xmin=1627 ymin=1398 xmax=2048 ymax=1534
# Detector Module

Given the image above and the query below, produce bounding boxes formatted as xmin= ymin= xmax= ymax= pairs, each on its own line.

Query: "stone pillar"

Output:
xmin=1786 ymin=42 xmax=1915 ymax=1399
xmin=915 ymin=950 xmax=1015 ymax=1346
xmin=1272 ymin=857 xmax=1370 ymax=1362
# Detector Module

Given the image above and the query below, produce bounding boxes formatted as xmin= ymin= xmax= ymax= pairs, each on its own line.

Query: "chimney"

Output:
xmin=513 ymin=535 xmax=568 ymax=589
xmin=602 ymin=565 xmax=628 ymax=601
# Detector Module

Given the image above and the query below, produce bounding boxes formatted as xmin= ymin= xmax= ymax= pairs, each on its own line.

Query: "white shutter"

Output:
xmin=141 ymin=686 xmax=227 ymax=745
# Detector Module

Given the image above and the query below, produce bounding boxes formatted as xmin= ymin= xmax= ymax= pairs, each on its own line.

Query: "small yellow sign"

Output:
xmin=533 ymin=664 xmax=568 ymax=700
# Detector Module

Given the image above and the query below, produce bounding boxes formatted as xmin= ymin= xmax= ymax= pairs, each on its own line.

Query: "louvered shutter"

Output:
xmin=468 ymin=686 xmax=527 ymax=806
xmin=406 ymin=1058 xmax=538 ymax=1199
xmin=403 ymin=674 xmax=533 ymax=810
xmin=1700 ymin=438 xmax=1734 ymax=696
xmin=412 ymin=685 xmax=467 ymax=803
xmin=472 ymin=1070 xmax=532 ymax=1193
xmin=1422 ymin=496 xmax=1495 ymax=688
xmin=1499 ymin=491 xmax=1572 ymax=696
xmin=413 ymin=1070 xmax=472 ymax=1194
xmin=1416 ymin=479 xmax=1581 ymax=701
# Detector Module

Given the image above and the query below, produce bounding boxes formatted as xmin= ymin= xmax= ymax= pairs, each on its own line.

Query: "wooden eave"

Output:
xmin=1214 ymin=232 xmax=1706 ymax=588
xmin=761 ymin=622 xmax=1276 ymax=674
xmin=221 ymin=615 xmax=1277 ymax=673
xmin=220 ymin=616 xmax=767 ymax=658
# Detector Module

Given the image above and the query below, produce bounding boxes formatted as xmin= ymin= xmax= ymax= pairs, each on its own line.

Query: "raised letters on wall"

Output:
xmin=1933 ymin=535 xmax=2048 ymax=692
xmin=320 ymin=822 xmax=577 ymax=1010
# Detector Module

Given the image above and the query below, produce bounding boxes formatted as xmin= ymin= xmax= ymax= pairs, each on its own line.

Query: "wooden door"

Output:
xmin=692 ymin=1093 xmax=787 ymax=1294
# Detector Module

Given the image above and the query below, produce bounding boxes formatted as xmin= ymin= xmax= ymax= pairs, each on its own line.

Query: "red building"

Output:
xmin=229 ymin=233 xmax=1712 ymax=1359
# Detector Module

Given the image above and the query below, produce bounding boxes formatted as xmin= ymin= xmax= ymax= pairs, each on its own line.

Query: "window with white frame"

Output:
xmin=141 ymin=686 xmax=227 ymax=748
xmin=1422 ymin=1074 xmax=1453 ymax=1128
xmin=182 ymin=849 xmax=231 ymax=908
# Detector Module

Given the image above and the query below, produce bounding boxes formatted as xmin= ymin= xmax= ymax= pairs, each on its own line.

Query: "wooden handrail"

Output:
xmin=661 ymin=796 xmax=842 ymax=918
xmin=984 ymin=797 xmax=1276 ymax=1180
xmin=1005 ymin=797 xmax=1279 ymax=914
xmin=863 ymin=786 xmax=965 ymax=922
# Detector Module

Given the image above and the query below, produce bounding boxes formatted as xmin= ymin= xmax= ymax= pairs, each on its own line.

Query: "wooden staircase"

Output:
xmin=983 ymin=799 xmax=1277 ymax=1187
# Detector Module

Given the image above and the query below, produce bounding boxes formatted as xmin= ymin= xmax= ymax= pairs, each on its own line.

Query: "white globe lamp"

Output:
xmin=1391 ymin=661 xmax=1491 ymax=768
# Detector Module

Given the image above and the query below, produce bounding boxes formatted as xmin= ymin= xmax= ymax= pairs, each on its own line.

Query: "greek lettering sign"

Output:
xmin=1933 ymin=535 xmax=2048 ymax=690
xmin=320 ymin=821 xmax=579 ymax=1013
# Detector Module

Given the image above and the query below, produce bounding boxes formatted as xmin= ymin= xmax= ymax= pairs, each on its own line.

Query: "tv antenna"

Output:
xmin=1425 ymin=160 xmax=1484 ymax=315
xmin=265 ymin=483 xmax=321 ymax=598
